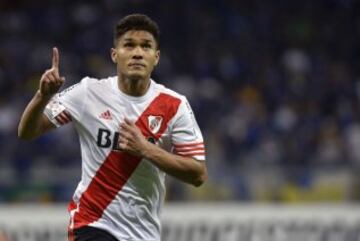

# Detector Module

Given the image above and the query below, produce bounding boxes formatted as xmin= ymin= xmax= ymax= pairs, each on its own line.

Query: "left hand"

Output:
xmin=118 ymin=118 xmax=150 ymax=156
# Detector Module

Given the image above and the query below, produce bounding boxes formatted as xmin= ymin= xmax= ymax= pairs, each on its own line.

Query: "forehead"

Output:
xmin=119 ymin=30 xmax=156 ymax=43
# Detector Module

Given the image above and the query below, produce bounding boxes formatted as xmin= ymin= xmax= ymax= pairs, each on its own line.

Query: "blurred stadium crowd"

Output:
xmin=1 ymin=0 xmax=360 ymax=203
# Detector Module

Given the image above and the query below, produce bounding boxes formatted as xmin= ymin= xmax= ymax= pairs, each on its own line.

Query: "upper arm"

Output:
xmin=171 ymin=97 xmax=206 ymax=161
xmin=43 ymin=78 xmax=87 ymax=128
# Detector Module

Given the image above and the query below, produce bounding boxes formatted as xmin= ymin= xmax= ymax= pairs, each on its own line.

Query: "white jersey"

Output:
xmin=44 ymin=76 xmax=205 ymax=241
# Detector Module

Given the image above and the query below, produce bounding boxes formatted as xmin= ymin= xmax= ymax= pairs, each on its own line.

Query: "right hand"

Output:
xmin=39 ymin=47 xmax=65 ymax=98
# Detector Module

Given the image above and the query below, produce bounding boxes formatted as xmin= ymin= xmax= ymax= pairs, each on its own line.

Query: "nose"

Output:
xmin=132 ymin=46 xmax=143 ymax=59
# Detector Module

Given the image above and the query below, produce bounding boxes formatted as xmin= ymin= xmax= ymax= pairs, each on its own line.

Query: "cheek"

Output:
xmin=118 ymin=49 xmax=126 ymax=55
xmin=148 ymin=53 xmax=158 ymax=65
xmin=116 ymin=51 xmax=128 ymax=63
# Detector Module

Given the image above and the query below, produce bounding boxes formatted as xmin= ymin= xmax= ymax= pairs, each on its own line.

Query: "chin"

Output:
xmin=128 ymin=72 xmax=146 ymax=80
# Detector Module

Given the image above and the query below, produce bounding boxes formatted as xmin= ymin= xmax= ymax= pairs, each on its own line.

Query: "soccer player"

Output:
xmin=18 ymin=14 xmax=207 ymax=241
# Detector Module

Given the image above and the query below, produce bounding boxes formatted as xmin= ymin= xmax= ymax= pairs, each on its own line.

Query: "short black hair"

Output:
xmin=114 ymin=14 xmax=160 ymax=48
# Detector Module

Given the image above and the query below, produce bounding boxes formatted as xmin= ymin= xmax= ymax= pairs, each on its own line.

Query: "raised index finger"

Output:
xmin=52 ymin=47 xmax=60 ymax=69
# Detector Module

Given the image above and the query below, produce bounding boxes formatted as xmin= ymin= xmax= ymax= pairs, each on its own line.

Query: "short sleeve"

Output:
xmin=44 ymin=77 xmax=88 ymax=128
xmin=171 ymin=98 xmax=206 ymax=161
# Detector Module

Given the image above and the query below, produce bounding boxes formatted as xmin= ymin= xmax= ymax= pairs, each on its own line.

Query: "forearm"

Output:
xmin=18 ymin=90 xmax=52 ymax=139
xmin=142 ymin=143 xmax=207 ymax=187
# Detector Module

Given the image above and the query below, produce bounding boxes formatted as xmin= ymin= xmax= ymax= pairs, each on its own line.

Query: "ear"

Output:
xmin=110 ymin=48 xmax=117 ymax=63
xmin=154 ymin=50 xmax=160 ymax=66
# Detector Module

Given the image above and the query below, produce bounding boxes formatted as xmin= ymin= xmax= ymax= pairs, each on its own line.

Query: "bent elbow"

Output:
xmin=191 ymin=162 xmax=208 ymax=187
xmin=192 ymin=172 xmax=207 ymax=187
xmin=17 ymin=129 xmax=26 ymax=139
xmin=18 ymin=132 xmax=33 ymax=140
xmin=17 ymin=128 xmax=36 ymax=141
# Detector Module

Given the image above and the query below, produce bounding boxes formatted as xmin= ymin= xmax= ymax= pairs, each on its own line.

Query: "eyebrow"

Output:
xmin=123 ymin=38 xmax=154 ymax=43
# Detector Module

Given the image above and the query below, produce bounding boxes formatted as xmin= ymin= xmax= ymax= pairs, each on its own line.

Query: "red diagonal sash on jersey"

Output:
xmin=69 ymin=93 xmax=181 ymax=230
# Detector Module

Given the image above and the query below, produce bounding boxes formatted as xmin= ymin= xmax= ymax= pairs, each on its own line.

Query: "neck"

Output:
xmin=118 ymin=75 xmax=150 ymax=97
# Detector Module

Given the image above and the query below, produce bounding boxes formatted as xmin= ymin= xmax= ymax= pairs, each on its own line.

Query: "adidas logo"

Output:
xmin=99 ymin=110 xmax=112 ymax=120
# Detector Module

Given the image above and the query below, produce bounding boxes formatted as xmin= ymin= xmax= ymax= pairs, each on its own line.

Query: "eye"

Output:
xmin=142 ymin=44 xmax=152 ymax=49
xmin=124 ymin=42 xmax=134 ymax=48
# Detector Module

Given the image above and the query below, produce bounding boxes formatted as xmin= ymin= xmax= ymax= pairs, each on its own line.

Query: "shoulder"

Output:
xmin=151 ymin=81 xmax=195 ymax=121
xmin=59 ymin=76 xmax=116 ymax=98
xmin=153 ymin=80 xmax=187 ymax=103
